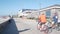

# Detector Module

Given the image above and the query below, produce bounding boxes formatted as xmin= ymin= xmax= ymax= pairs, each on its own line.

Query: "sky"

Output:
xmin=0 ymin=0 xmax=60 ymax=16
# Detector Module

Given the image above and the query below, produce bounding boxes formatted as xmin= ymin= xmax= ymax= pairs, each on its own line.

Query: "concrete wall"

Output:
xmin=21 ymin=10 xmax=39 ymax=19
xmin=0 ymin=18 xmax=12 ymax=33
xmin=26 ymin=11 xmax=39 ymax=18
xmin=51 ymin=8 xmax=56 ymax=17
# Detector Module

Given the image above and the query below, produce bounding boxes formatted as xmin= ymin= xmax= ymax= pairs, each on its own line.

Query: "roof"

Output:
xmin=51 ymin=4 xmax=60 ymax=7
xmin=40 ymin=4 xmax=60 ymax=11
xmin=40 ymin=4 xmax=60 ymax=9
xmin=22 ymin=9 xmax=39 ymax=12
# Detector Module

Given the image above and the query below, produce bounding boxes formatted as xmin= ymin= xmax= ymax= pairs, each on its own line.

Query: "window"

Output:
xmin=26 ymin=12 xmax=31 ymax=13
xmin=46 ymin=9 xmax=51 ymax=18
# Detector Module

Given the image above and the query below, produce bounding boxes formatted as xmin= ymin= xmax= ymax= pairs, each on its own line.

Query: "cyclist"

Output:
xmin=38 ymin=13 xmax=47 ymax=34
xmin=52 ymin=13 xmax=58 ymax=28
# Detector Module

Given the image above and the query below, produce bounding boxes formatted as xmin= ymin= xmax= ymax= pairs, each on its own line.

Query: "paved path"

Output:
xmin=0 ymin=17 xmax=10 ymax=24
xmin=1 ymin=18 xmax=60 ymax=34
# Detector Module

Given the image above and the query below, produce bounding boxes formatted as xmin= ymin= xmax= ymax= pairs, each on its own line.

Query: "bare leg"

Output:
xmin=51 ymin=24 xmax=55 ymax=29
xmin=37 ymin=24 xmax=41 ymax=30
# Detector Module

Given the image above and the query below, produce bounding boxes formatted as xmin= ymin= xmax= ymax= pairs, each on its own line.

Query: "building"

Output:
xmin=18 ymin=9 xmax=39 ymax=18
xmin=18 ymin=4 xmax=60 ymax=19
xmin=22 ymin=9 xmax=39 ymax=18
xmin=18 ymin=10 xmax=28 ymax=18
xmin=40 ymin=4 xmax=60 ymax=19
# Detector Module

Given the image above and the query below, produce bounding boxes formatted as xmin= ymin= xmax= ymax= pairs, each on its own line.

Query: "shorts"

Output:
xmin=54 ymin=21 xmax=58 ymax=23
xmin=52 ymin=21 xmax=58 ymax=25
xmin=39 ymin=22 xmax=46 ymax=25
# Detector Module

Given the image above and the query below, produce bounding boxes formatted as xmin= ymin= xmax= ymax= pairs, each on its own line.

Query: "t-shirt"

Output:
xmin=38 ymin=15 xmax=46 ymax=23
xmin=53 ymin=15 xmax=58 ymax=22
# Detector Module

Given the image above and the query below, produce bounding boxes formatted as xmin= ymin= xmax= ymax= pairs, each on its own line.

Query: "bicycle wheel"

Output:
xmin=48 ymin=28 xmax=52 ymax=33
xmin=56 ymin=26 xmax=60 ymax=31
xmin=46 ymin=27 xmax=52 ymax=34
xmin=42 ymin=27 xmax=52 ymax=34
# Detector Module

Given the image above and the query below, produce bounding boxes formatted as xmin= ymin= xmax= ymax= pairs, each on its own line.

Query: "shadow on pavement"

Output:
xmin=1 ymin=19 xmax=31 ymax=34
xmin=18 ymin=29 xmax=30 ymax=32
xmin=1 ymin=19 xmax=19 ymax=34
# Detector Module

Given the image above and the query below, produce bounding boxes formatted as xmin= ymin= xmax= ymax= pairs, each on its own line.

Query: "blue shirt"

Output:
xmin=53 ymin=15 xmax=58 ymax=23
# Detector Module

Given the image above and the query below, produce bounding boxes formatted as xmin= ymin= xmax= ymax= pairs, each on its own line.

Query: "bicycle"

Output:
xmin=37 ymin=21 xmax=52 ymax=34
xmin=37 ymin=21 xmax=60 ymax=34
xmin=45 ymin=21 xmax=60 ymax=34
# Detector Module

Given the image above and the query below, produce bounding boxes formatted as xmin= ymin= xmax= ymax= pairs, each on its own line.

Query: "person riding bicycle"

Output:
xmin=52 ymin=13 xmax=58 ymax=28
xmin=38 ymin=13 xmax=47 ymax=30
xmin=38 ymin=13 xmax=48 ymax=34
